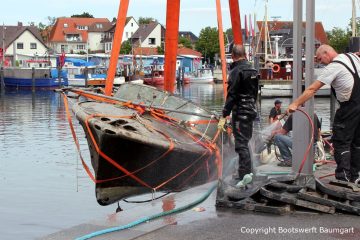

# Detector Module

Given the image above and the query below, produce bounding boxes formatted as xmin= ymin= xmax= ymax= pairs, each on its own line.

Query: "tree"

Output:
xmin=47 ymin=16 xmax=56 ymax=26
xmin=347 ymin=17 xmax=360 ymax=37
xmin=71 ymin=12 xmax=94 ymax=18
xmin=138 ymin=17 xmax=157 ymax=24
xmin=157 ymin=45 xmax=164 ymax=54
xmin=178 ymin=36 xmax=192 ymax=49
xmin=195 ymin=27 xmax=227 ymax=63
xmin=327 ymin=27 xmax=351 ymax=53
xmin=37 ymin=16 xmax=57 ymax=42
xmin=225 ymin=28 xmax=233 ymax=42
xmin=120 ymin=40 xmax=132 ymax=54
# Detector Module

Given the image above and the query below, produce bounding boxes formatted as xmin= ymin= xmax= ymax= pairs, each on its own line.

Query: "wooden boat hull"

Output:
xmin=72 ymin=83 xmax=235 ymax=205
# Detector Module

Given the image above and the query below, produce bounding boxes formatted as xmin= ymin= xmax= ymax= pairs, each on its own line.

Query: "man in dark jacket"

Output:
xmin=218 ymin=44 xmax=259 ymax=180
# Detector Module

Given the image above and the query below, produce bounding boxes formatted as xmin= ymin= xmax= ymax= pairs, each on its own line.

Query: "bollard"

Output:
xmin=0 ymin=67 xmax=4 ymax=91
xmin=58 ymin=66 xmax=62 ymax=88
xmin=32 ymin=67 xmax=35 ymax=92
xmin=181 ymin=67 xmax=185 ymax=86
xmin=84 ymin=67 xmax=88 ymax=88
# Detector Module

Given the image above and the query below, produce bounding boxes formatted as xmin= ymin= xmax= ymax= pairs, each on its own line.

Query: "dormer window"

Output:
xmin=64 ymin=23 xmax=68 ymax=28
xmin=96 ymin=24 xmax=103 ymax=29
xmin=77 ymin=25 xmax=86 ymax=30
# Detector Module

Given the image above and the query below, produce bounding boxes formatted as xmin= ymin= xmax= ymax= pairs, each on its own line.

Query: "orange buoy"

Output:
xmin=272 ymin=64 xmax=280 ymax=73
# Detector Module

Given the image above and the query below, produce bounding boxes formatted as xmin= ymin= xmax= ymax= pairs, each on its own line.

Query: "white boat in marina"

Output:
xmin=260 ymin=84 xmax=331 ymax=97
xmin=63 ymin=58 xmax=125 ymax=87
xmin=188 ymin=68 xmax=214 ymax=83
xmin=65 ymin=65 xmax=125 ymax=87
xmin=260 ymin=67 xmax=330 ymax=97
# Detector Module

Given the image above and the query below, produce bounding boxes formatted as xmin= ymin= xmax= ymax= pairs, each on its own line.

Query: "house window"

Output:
xmin=126 ymin=32 xmax=129 ymax=38
xmin=64 ymin=23 xmax=68 ymax=28
xmin=77 ymin=45 xmax=85 ymax=50
xmin=96 ymin=24 xmax=103 ymax=29
xmin=131 ymin=23 xmax=133 ymax=27
xmin=30 ymin=43 xmax=37 ymax=49
xmin=17 ymin=43 xmax=24 ymax=49
xmin=61 ymin=45 xmax=68 ymax=52
xmin=148 ymin=38 xmax=156 ymax=45
xmin=77 ymin=25 xmax=86 ymax=30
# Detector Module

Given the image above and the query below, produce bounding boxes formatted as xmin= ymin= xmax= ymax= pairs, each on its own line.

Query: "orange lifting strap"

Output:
xmin=163 ymin=0 xmax=181 ymax=92
xmin=104 ymin=0 xmax=130 ymax=96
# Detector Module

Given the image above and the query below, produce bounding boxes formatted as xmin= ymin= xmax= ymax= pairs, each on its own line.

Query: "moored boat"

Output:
xmin=188 ymin=68 xmax=214 ymax=83
xmin=3 ymin=67 xmax=68 ymax=88
xmin=66 ymin=83 xmax=235 ymax=205
xmin=64 ymin=58 xmax=124 ymax=87
xmin=143 ymin=63 xmax=165 ymax=85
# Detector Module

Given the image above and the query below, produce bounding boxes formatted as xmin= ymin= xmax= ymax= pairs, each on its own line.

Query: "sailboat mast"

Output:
xmin=264 ymin=0 xmax=268 ymax=61
xmin=352 ymin=0 xmax=357 ymax=37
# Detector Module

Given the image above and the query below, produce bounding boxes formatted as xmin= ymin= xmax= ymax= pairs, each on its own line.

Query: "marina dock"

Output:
xmin=40 ymin=160 xmax=359 ymax=240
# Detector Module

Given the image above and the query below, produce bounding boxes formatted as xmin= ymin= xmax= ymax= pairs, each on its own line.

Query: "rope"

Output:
xmin=75 ymin=183 xmax=217 ymax=240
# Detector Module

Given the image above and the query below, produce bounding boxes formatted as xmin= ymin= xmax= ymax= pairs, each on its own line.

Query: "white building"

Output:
xmin=103 ymin=17 xmax=139 ymax=54
xmin=123 ymin=17 xmax=139 ymax=42
xmin=88 ymin=22 xmax=113 ymax=52
xmin=0 ymin=23 xmax=49 ymax=67
xmin=130 ymin=22 xmax=165 ymax=48
xmin=49 ymin=17 xmax=111 ymax=54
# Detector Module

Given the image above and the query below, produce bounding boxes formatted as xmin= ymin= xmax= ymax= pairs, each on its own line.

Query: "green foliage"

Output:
xmin=47 ymin=16 xmax=56 ymax=26
xmin=120 ymin=40 xmax=132 ymax=54
xmin=71 ymin=12 xmax=94 ymax=18
xmin=178 ymin=36 xmax=192 ymax=48
xmin=347 ymin=17 xmax=360 ymax=37
xmin=327 ymin=27 xmax=351 ymax=53
xmin=138 ymin=17 xmax=157 ymax=24
xmin=225 ymin=28 xmax=233 ymax=41
xmin=195 ymin=27 xmax=227 ymax=63
xmin=157 ymin=45 xmax=164 ymax=54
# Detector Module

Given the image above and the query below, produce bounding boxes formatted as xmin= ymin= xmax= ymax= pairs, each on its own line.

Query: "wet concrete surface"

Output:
xmin=40 ymin=160 xmax=360 ymax=240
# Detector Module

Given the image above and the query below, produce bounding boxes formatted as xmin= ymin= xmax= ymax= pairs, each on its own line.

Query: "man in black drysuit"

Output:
xmin=218 ymin=44 xmax=259 ymax=180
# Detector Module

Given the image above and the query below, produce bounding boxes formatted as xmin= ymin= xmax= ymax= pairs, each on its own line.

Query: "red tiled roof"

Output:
xmin=256 ymin=21 xmax=328 ymax=44
xmin=177 ymin=47 xmax=202 ymax=57
xmin=49 ymin=17 xmax=110 ymax=42
xmin=133 ymin=47 xmax=158 ymax=55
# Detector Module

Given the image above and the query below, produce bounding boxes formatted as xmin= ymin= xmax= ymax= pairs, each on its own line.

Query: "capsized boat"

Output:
xmin=66 ymin=83 xmax=235 ymax=205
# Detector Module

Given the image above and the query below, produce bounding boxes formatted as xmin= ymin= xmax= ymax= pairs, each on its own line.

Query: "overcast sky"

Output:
xmin=1 ymin=0 xmax=355 ymax=35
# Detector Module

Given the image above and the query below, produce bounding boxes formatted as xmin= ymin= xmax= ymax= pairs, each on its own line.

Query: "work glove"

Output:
xmin=217 ymin=117 xmax=226 ymax=132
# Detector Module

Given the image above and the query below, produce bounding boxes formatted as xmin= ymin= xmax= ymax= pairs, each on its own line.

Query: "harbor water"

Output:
xmin=0 ymin=84 xmax=332 ymax=240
